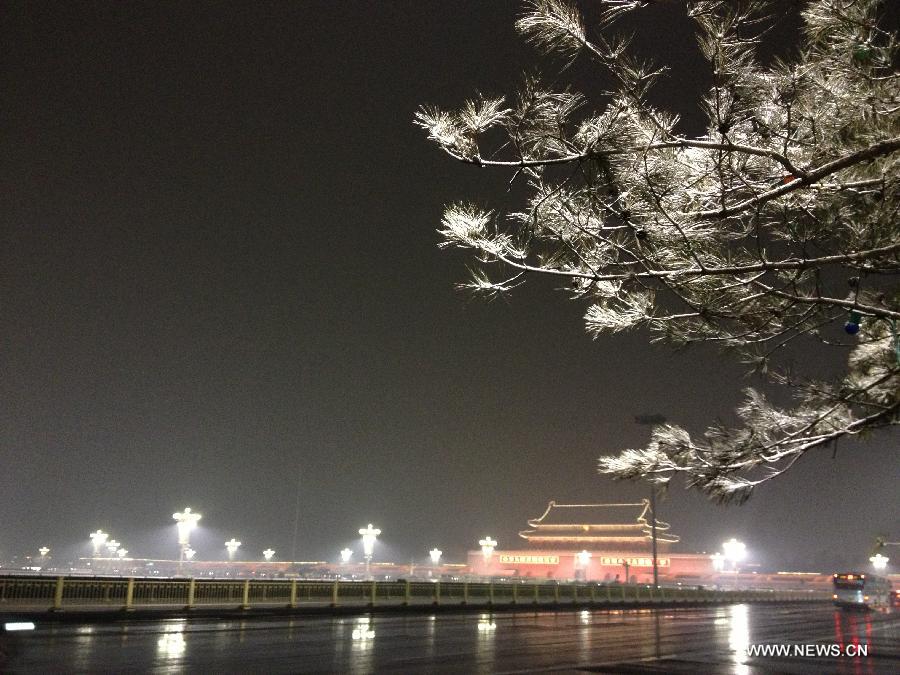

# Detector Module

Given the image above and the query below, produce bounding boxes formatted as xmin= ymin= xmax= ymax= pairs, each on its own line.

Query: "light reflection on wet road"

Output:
xmin=1 ymin=604 xmax=897 ymax=673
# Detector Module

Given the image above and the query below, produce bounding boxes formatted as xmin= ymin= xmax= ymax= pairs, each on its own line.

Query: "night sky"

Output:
xmin=2 ymin=1 xmax=896 ymax=571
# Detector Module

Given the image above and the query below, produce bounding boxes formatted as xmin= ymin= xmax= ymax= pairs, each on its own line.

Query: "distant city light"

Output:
xmin=429 ymin=548 xmax=442 ymax=566
xmin=225 ymin=538 xmax=241 ymax=560
xmin=870 ymin=553 xmax=889 ymax=570
xmin=184 ymin=548 xmax=196 ymax=561
xmin=479 ymin=536 xmax=497 ymax=561
xmin=106 ymin=540 xmax=120 ymax=555
xmin=38 ymin=547 xmax=50 ymax=558
xmin=263 ymin=548 xmax=275 ymax=561
xmin=340 ymin=548 xmax=353 ymax=563
xmin=117 ymin=549 xmax=128 ymax=559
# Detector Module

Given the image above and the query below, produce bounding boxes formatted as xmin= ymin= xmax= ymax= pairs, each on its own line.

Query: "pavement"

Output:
xmin=1 ymin=603 xmax=896 ymax=673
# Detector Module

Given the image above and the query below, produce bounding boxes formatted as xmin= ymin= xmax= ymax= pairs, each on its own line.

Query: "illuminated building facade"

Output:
xmin=468 ymin=500 xmax=715 ymax=582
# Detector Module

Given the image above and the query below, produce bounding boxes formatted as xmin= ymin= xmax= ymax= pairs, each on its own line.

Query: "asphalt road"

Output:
xmin=1 ymin=603 xmax=896 ymax=673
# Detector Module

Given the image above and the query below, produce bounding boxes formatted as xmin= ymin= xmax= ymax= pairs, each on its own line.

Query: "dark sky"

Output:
xmin=1 ymin=1 xmax=896 ymax=571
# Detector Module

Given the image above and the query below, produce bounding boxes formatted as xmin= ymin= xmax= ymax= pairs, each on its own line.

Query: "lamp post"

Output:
xmin=479 ymin=536 xmax=497 ymax=576
xmin=576 ymin=550 xmax=591 ymax=581
xmin=429 ymin=548 xmax=442 ymax=577
xmin=870 ymin=553 xmax=889 ymax=571
xmin=359 ymin=524 xmax=381 ymax=579
xmin=225 ymin=538 xmax=241 ymax=560
xmin=173 ymin=507 xmax=202 ymax=562
xmin=89 ymin=530 xmax=109 ymax=557
xmin=263 ymin=548 xmax=275 ymax=562
xmin=722 ymin=538 xmax=746 ymax=590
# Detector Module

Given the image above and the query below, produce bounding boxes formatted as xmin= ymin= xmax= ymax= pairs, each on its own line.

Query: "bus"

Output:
xmin=832 ymin=573 xmax=892 ymax=609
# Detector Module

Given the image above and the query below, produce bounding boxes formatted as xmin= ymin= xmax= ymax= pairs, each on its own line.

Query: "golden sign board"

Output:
xmin=600 ymin=556 xmax=669 ymax=567
xmin=498 ymin=554 xmax=560 ymax=565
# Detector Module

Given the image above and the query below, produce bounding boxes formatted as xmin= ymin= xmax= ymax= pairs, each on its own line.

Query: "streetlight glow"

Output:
xmin=263 ymin=548 xmax=275 ymax=561
xmin=359 ymin=524 xmax=381 ymax=579
xmin=225 ymin=538 xmax=242 ymax=560
xmin=722 ymin=538 xmax=746 ymax=569
xmin=479 ymin=536 xmax=497 ymax=561
xmin=340 ymin=548 xmax=353 ymax=563
xmin=38 ymin=547 xmax=50 ymax=558
xmin=711 ymin=552 xmax=725 ymax=572
xmin=173 ymin=507 xmax=202 ymax=561
xmin=576 ymin=550 xmax=591 ymax=568
xmin=184 ymin=548 xmax=196 ymax=561
xmin=870 ymin=553 xmax=889 ymax=570
xmin=89 ymin=530 xmax=109 ymax=556
xmin=429 ymin=548 xmax=442 ymax=566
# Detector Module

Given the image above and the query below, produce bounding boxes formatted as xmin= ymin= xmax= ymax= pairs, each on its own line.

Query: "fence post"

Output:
xmin=434 ymin=581 xmax=441 ymax=606
xmin=573 ymin=584 xmax=578 ymax=604
xmin=590 ymin=584 xmax=596 ymax=604
xmin=186 ymin=578 xmax=196 ymax=609
xmin=463 ymin=581 xmax=468 ymax=605
xmin=554 ymin=583 xmax=559 ymax=604
xmin=621 ymin=584 xmax=626 ymax=602
xmin=241 ymin=579 xmax=251 ymax=609
xmin=289 ymin=580 xmax=298 ymax=608
xmin=369 ymin=580 xmax=377 ymax=607
xmin=331 ymin=580 xmax=339 ymax=607
xmin=488 ymin=582 xmax=494 ymax=606
xmin=51 ymin=576 xmax=65 ymax=611
xmin=533 ymin=582 xmax=539 ymax=604
xmin=512 ymin=583 xmax=518 ymax=605
xmin=404 ymin=580 xmax=411 ymax=606
xmin=124 ymin=578 xmax=135 ymax=611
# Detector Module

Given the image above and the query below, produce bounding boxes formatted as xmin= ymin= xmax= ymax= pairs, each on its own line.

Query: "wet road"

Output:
xmin=1 ymin=604 xmax=896 ymax=673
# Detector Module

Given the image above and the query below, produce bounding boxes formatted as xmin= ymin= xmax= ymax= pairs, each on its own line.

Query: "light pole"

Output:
xmin=263 ymin=548 xmax=275 ymax=562
xmin=340 ymin=547 xmax=353 ymax=563
xmin=576 ymin=550 xmax=591 ymax=581
xmin=226 ymin=538 xmax=241 ymax=560
xmin=90 ymin=530 xmax=109 ymax=557
xmin=870 ymin=553 xmax=889 ymax=571
xmin=479 ymin=536 xmax=497 ymax=576
xmin=173 ymin=507 xmax=202 ymax=562
xmin=359 ymin=524 xmax=381 ymax=579
xmin=429 ymin=548 xmax=442 ymax=577
xmin=722 ymin=538 xmax=746 ymax=589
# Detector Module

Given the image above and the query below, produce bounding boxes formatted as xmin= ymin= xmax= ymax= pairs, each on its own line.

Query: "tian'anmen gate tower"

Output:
xmin=468 ymin=501 xmax=714 ymax=581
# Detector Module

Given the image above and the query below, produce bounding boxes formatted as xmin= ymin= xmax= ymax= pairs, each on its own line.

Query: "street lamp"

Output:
xmin=184 ymin=548 xmax=196 ymax=561
xmin=340 ymin=547 xmax=353 ymax=564
xmin=429 ymin=547 xmax=442 ymax=577
xmin=869 ymin=553 xmax=889 ymax=570
xmin=359 ymin=524 xmax=381 ymax=578
xmin=263 ymin=548 xmax=275 ymax=562
xmin=479 ymin=536 xmax=497 ymax=575
xmin=38 ymin=546 xmax=50 ymax=559
xmin=173 ymin=507 xmax=202 ymax=561
xmin=89 ymin=530 xmax=109 ymax=557
xmin=225 ymin=538 xmax=241 ymax=560
xmin=576 ymin=550 xmax=591 ymax=580
xmin=722 ymin=538 xmax=746 ymax=573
